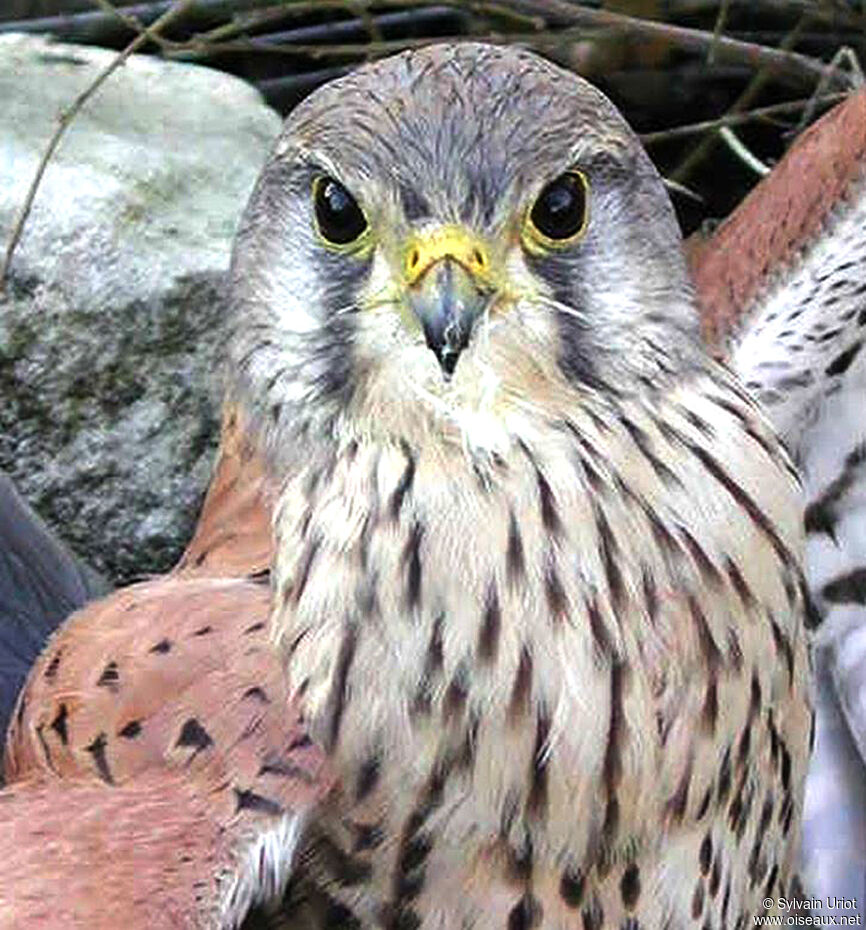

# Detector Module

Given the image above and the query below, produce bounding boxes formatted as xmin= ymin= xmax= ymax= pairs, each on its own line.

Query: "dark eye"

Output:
xmin=529 ymin=171 xmax=589 ymax=243
xmin=313 ymin=176 xmax=368 ymax=246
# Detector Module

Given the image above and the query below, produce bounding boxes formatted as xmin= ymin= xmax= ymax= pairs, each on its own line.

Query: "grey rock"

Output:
xmin=0 ymin=34 xmax=281 ymax=583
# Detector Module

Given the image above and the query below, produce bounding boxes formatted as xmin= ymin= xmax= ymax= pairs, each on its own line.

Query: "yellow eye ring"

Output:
xmin=312 ymin=176 xmax=370 ymax=251
xmin=523 ymin=170 xmax=590 ymax=252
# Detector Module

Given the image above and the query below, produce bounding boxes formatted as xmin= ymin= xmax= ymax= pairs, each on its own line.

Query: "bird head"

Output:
xmin=229 ymin=43 xmax=701 ymax=462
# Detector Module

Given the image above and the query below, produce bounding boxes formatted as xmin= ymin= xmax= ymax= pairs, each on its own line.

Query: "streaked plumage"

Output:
xmin=229 ymin=43 xmax=812 ymax=928
xmin=693 ymin=87 xmax=866 ymax=920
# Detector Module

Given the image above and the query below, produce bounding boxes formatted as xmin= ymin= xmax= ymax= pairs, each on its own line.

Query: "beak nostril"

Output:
xmin=408 ymin=248 xmax=420 ymax=271
xmin=472 ymin=248 xmax=485 ymax=269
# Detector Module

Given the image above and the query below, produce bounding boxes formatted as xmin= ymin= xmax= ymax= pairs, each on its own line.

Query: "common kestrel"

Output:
xmin=226 ymin=42 xmax=811 ymax=928
xmin=2 ymin=41 xmax=830 ymax=930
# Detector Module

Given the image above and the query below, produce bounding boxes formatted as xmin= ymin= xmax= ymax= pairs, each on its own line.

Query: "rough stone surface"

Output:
xmin=0 ymin=34 xmax=281 ymax=583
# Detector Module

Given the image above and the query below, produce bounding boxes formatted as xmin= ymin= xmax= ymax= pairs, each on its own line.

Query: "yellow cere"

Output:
xmin=402 ymin=225 xmax=493 ymax=288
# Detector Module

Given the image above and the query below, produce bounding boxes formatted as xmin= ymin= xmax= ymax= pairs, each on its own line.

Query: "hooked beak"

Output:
xmin=403 ymin=226 xmax=493 ymax=378
xmin=409 ymin=258 xmax=489 ymax=377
